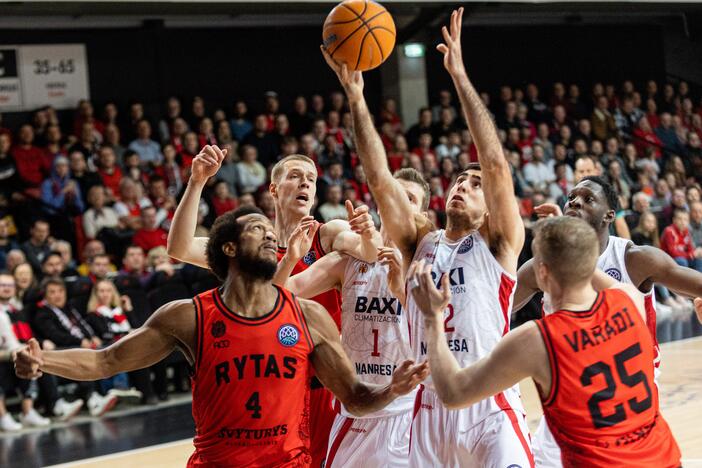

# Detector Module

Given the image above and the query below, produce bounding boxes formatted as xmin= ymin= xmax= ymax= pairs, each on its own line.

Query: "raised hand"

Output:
xmin=13 ymin=338 xmax=43 ymax=380
xmin=407 ymin=259 xmax=452 ymax=319
xmin=190 ymin=145 xmax=227 ymax=184
xmin=379 ymin=247 xmax=405 ymax=304
xmin=390 ymin=360 xmax=429 ymax=396
xmin=286 ymin=216 xmax=320 ymax=262
xmin=534 ymin=203 xmax=563 ymax=218
xmin=436 ymin=7 xmax=466 ymax=78
xmin=346 ymin=201 xmax=375 ymax=239
xmin=320 ymin=46 xmax=365 ymax=102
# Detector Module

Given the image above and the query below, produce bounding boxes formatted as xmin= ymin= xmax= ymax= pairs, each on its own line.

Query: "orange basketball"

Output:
xmin=323 ymin=0 xmax=396 ymax=72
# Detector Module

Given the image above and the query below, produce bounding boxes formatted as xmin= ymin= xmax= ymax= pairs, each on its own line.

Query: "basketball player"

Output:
xmin=408 ymin=216 xmax=681 ymax=467
xmin=515 ymin=176 xmax=702 ymax=466
xmin=274 ymin=168 xmax=430 ymax=467
xmin=167 ymin=145 xmax=381 ymax=467
xmin=323 ymin=8 xmax=533 ymax=466
xmin=14 ymin=208 xmax=428 ymax=467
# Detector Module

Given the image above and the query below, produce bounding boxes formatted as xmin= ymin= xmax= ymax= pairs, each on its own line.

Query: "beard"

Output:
xmin=236 ymin=250 xmax=278 ymax=281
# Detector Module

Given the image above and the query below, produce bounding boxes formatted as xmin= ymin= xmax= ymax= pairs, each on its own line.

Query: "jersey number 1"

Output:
xmin=580 ymin=343 xmax=652 ymax=429
xmin=246 ymin=392 xmax=262 ymax=419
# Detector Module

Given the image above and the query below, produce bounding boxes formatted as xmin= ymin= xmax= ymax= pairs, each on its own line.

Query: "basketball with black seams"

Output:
xmin=323 ymin=0 xmax=396 ymax=72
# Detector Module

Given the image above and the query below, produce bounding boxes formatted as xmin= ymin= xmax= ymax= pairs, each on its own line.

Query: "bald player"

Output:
xmin=168 ymin=145 xmax=382 ymax=467
xmin=408 ymin=216 xmax=681 ymax=467
xmin=275 ymin=168 xmax=429 ymax=467
xmin=516 ymin=175 xmax=702 ymax=466
xmin=15 ymin=208 xmax=428 ymax=467
xmin=323 ymin=8 xmax=532 ymax=466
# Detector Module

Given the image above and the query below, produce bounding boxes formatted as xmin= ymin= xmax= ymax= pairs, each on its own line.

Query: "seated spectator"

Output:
xmin=626 ymin=192 xmax=651 ymax=231
xmin=348 ymin=164 xmax=371 ymax=206
xmin=68 ymin=151 xmax=101 ymax=198
xmin=590 ymin=96 xmax=617 ymax=141
xmin=128 ymin=119 xmax=162 ymax=166
xmin=689 ymin=201 xmax=702 ymax=263
xmin=573 ymin=154 xmax=600 ymax=183
xmin=49 ymin=240 xmax=79 ymax=277
xmin=168 ymin=117 xmax=189 ymax=154
xmin=67 ymin=122 xmax=100 ymax=161
xmin=132 ymin=206 xmax=168 ymax=254
xmin=0 ymin=273 xmax=83 ymax=428
xmin=5 ymin=250 xmax=25 ymax=274
xmin=318 ymin=134 xmax=345 ymax=169
xmin=217 ymin=119 xmax=234 ymax=146
xmin=11 ymin=124 xmax=52 ymax=193
xmin=257 ymin=191 xmax=276 ymax=221
xmin=631 ymin=211 xmax=660 ymax=247
xmin=21 ymin=220 xmax=51 ymax=275
xmin=660 ymin=209 xmax=700 ymax=272
xmin=148 ymin=175 xmax=176 ymax=227
xmin=548 ymin=162 xmax=572 ymax=201
xmin=113 ymin=178 xmax=152 ymax=231
xmin=31 ymin=277 xmax=118 ymax=416
xmin=0 ymin=218 xmax=19 ymax=271
xmin=198 ymin=117 xmax=217 ymax=148
xmin=242 ymin=114 xmax=278 ymax=167
xmin=655 ymin=112 xmax=686 ymax=156
xmin=41 ymin=156 xmax=85 ymax=216
xmin=387 ymin=134 xmax=410 ymax=173
xmin=522 ymin=145 xmax=554 ymax=193
xmin=104 ymin=124 xmax=125 ymax=164
xmin=406 ymin=107 xmax=435 ymax=150
xmin=83 ymin=186 xmax=119 ymax=240
xmin=155 ymin=143 xmax=184 ymax=195
xmin=211 ymin=180 xmax=238 ymax=217
xmin=607 ymin=160 xmax=631 ymax=209
xmin=96 ymin=146 xmax=123 ymax=200
xmin=435 ymin=131 xmax=462 ymax=161
xmin=235 ymin=145 xmax=266 ymax=195
xmin=124 ymin=150 xmax=148 ymax=185
xmin=77 ymin=240 xmax=116 ymax=277
xmin=317 ymin=184 xmax=347 ymax=222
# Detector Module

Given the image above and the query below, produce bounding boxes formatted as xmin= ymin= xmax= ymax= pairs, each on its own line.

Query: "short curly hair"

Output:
xmin=580 ymin=175 xmax=619 ymax=211
xmin=206 ymin=206 xmax=264 ymax=281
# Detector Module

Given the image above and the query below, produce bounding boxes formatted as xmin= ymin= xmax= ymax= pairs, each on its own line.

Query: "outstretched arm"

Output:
xmin=14 ymin=300 xmax=195 ymax=381
xmin=321 ymin=48 xmax=427 ymax=258
xmin=284 ymin=252 xmax=347 ymax=299
xmin=628 ymin=245 xmax=702 ymax=298
xmin=408 ymin=260 xmax=547 ymax=409
xmin=167 ymin=145 xmax=225 ymax=268
xmin=439 ymin=8 xmax=524 ymax=267
xmin=320 ymin=201 xmax=382 ymax=263
xmin=513 ymin=258 xmax=541 ymax=313
xmin=301 ymin=298 xmax=428 ymax=416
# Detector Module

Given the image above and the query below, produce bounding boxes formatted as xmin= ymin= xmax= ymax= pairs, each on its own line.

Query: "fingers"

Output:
xmin=436 ymin=44 xmax=448 ymax=55
xmin=345 ymin=200 xmax=354 ymax=219
xmin=440 ymin=271 xmax=451 ymax=301
xmin=197 ymin=145 xmax=219 ymax=166
xmin=441 ymin=25 xmax=451 ymax=45
xmin=28 ymin=338 xmax=41 ymax=356
xmin=456 ymin=7 xmax=464 ymax=40
xmin=320 ymin=45 xmax=341 ymax=74
xmin=212 ymin=145 xmax=225 ymax=163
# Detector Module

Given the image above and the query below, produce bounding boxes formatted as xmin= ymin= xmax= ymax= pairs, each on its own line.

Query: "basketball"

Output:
xmin=323 ymin=0 xmax=396 ymax=72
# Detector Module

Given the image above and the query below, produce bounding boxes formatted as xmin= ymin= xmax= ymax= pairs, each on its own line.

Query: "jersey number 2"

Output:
xmin=580 ymin=343 xmax=652 ymax=429
xmin=444 ymin=304 xmax=455 ymax=333
xmin=246 ymin=392 xmax=262 ymax=419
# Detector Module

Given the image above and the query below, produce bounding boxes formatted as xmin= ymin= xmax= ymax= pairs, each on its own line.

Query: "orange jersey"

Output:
xmin=536 ymin=289 xmax=681 ymax=468
xmin=188 ymin=286 xmax=314 ymax=467
xmin=277 ymin=225 xmax=342 ymax=330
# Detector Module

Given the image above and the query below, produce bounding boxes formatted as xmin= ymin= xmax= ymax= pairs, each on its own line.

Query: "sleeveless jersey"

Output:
xmin=407 ymin=230 xmax=524 ymax=421
xmin=536 ymin=289 xmax=681 ymax=467
xmin=337 ymin=256 xmax=416 ymax=418
xmin=189 ymin=286 xmax=314 ymax=467
xmin=277 ymin=225 xmax=342 ymax=330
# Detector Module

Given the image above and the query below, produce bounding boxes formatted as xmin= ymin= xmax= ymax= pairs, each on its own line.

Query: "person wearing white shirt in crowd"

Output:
xmin=523 ymin=144 xmax=555 ymax=192
xmin=128 ymin=119 xmax=162 ymax=166
xmin=83 ymin=186 xmax=120 ymax=239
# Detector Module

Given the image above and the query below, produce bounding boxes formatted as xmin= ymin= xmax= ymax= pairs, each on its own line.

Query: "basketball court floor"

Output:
xmin=4 ymin=337 xmax=701 ymax=467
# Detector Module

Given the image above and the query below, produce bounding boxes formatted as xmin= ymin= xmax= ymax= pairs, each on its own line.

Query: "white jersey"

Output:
xmin=338 ymin=257 xmax=416 ymax=418
xmin=407 ymin=230 xmax=524 ymax=421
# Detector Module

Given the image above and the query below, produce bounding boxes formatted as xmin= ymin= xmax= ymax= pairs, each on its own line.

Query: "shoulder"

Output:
xmin=625 ymin=243 xmax=667 ymax=267
xmin=297 ymin=298 xmax=337 ymax=345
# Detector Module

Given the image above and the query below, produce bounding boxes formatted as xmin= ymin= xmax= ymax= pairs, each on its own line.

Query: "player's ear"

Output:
xmin=269 ymin=182 xmax=278 ymax=200
xmin=222 ymin=241 xmax=237 ymax=258
xmin=603 ymin=209 xmax=615 ymax=225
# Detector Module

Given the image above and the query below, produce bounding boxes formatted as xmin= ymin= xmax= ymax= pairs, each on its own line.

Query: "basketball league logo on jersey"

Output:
xmin=358 ymin=263 xmax=369 ymax=274
xmin=211 ymin=320 xmax=226 ymax=338
xmin=277 ymin=324 xmax=300 ymax=347
xmin=303 ymin=250 xmax=317 ymax=266
xmin=458 ymin=236 xmax=474 ymax=254
xmin=605 ymin=268 xmax=622 ymax=281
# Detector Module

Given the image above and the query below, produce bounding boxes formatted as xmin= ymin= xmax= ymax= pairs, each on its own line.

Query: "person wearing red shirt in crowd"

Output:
xmin=169 ymin=117 xmax=189 ymax=154
xmin=44 ymin=124 xmax=66 ymax=161
xmin=179 ymin=131 xmax=199 ymax=169
xmin=633 ymin=116 xmax=663 ymax=158
xmin=263 ymin=91 xmax=280 ymax=131
xmin=379 ymin=97 xmax=403 ymax=133
xmin=154 ymin=143 xmax=184 ymax=195
xmin=210 ymin=180 xmax=238 ymax=217
xmin=197 ymin=117 xmax=217 ymax=148
xmin=411 ymin=132 xmax=436 ymax=163
xmin=148 ymin=175 xmax=177 ymax=225
xmin=97 ymin=146 xmax=123 ymax=199
xmin=113 ymin=178 xmax=152 ymax=231
xmin=661 ymin=209 xmax=701 ymax=271
xmin=132 ymin=206 xmax=168 ymax=254
xmin=11 ymin=124 xmax=52 ymax=193
xmin=387 ymin=134 xmax=410 ymax=172
xmin=428 ymin=176 xmax=446 ymax=213
xmin=348 ymin=164 xmax=371 ymax=206
xmin=73 ymin=100 xmax=105 ymax=139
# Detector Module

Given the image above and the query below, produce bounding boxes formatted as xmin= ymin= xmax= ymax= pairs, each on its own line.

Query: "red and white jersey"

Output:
xmin=407 ymin=230 xmax=524 ymax=422
xmin=337 ymin=257 xmax=416 ymax=419
xmin=543 ymin=236 xmax=660 ymax=379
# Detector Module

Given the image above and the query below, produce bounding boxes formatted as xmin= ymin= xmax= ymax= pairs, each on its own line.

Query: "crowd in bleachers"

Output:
xmin=0 ymin=77 xmax=702 ymax=430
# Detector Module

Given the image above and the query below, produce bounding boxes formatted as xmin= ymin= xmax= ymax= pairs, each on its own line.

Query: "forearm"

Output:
xmin=340 ymin=379 xmax=398 ymax=417
xmin=451 ymin=72 xmax=503 ymax=167
xmin=348 ymin=98 xmax=393 ymax=188
xmin=423 ymin=316 xmax=466 ymax=408
xmin=272 ymin=254 xmax=298 ymax=288
xmin=334 ymin=230 xmax=381 ymax=263
xmin=40 ymin=348 xmax=110 ymax=381
xmin=167 ymin=178 xmax=207 ymax=266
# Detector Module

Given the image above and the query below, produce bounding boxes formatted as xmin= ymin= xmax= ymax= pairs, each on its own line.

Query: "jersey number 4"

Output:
xmin=246 ymin=392 xmax=262 ymax=419
xmin=580 ymin=343 xmax=653 ymax=429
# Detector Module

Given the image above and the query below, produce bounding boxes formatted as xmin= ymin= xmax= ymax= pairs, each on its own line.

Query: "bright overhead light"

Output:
xmin=403 ymin=43 xmax=425 ymax=58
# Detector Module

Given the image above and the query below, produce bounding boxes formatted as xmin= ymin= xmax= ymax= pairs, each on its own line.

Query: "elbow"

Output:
xmin=343 ymin=401 xmax=370 ymax=417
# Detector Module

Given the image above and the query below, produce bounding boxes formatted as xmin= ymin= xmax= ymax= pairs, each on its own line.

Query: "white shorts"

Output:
xmin=409 ymin=387 xmax=534 ymax=468
xmin=533 ymin=417 xmax=562 ymax=468
xmin=325 ymin=411 xmax=412 ymax=468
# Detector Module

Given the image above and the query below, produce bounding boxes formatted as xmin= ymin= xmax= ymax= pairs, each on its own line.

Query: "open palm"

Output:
xmin=436 ymin=8 xmax=467 ymax=78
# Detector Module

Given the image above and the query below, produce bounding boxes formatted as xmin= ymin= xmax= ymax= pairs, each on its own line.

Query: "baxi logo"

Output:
xmin=458 ymin=236 xmax=473 ymax=254
xmin=303 ymin=250 xmax=317 ymax=266
xmin=211 ymin=320 xmax=226 ymax=338
xmin=278 ymin=324 xmax=300 ymax=347
xmin=605 ymin=268 xmax=622 ymax=281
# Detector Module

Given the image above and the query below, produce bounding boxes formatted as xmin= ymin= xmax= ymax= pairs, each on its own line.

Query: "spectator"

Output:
xmin=113 ymin=178 xmax=152 ymax=230
xmin=317 ymin=184 xmax=347 ymax=222
xmin=660 ymin=209 xmax=699 ymax=271
xmin=44 ymin=123 xmax=66 ymax=160
xmin=242 ymin=114 xmax=278 ymax=167
xmin=631 ymin=211 xmax=660 ymax=247
xmin=197 ymin=117 xmax=217 ymax=148
xmin=31 ymin=277 xmax=118 ymax=416
xmin=13 ymin=262 xmax=36 ymax=306
xmin=229 ymin=101 xmax=253 ymax=141
xmin=68 ymin=122 xmax=100 ymax=161
xmin=50 ymin=240 xmax=79 ymax=277
xmin=82 ymin=186 xmax=118 ymax=241
xmin=211 ymin=180 xmax=238 ymax=217
xmin=436 ymin=131 xmax=462 ymax=161
xmin=76 ymin=240 xmax=115 ymax=276
xmin=590 ymin=96 xmax=617 ymax=141
xmin=235 ymin=145 xmax=266 ymax=194
xmin=158 ymin=97 xmax=182 ymax=143
xmin=532 ymin=123 xmax=554 ymax=161
xmin=97 ymin=146 xmax=123 ymax=200
xmin=11 ymin=124 xmax=51 ymax=191
xmin=548 ymin=162 xmax=572 ymax=201
xmin=655 ymin=112 xmax=686 ymax=157
xmin=117 ymin=246 xmax=150 ymax=287
xmin=380 ymin=97 xmax=403 ymax=133
xmin=626 ymin=192 xmax=651 ymax=231
xmin=169 ymin=117 xmax=189 ymax=154
xmin=0 ymin=218 xmax=18 ymax=271
xmin=0 ymin=133 xmax=23 ymax=207
xmin=431 ymin=90 xmax=457 ymax=123
xmin=179 ymin=131 xmax=199 ymax=169
xmin=132 ymin=206 xmax=168 ymax=253
xmin=155 ymin=143 xmax=184 ymax=195
xmin=406 ymin=107 xmax=435 ymax=150
xmin=21 ymin=220 xmax=51 ymax=275
xmin=614 ymin=96 xmax=642 ymax=136
xmin=522 ymin=145 xmax=554 ymax=192
xmin=69 ymin=151 xmax=101 ymax=198
xmin=288 ymin=96 xmax=313 ymax=138
xmin=573 ymin=154 xmax=600 ymax=183
xmin=318 ymin=134 xmax=345 ymax=170
xmin=689 ymin=201 xmax=702 ymax=261
xmin=128 ymin=119 xmax=162 ymax=165
xmin=606 ymin=160 xmax=631 ymax=209
xmin=41 ymin=156 xmax=85 ymax=216
xmin=103 ymin=124 xmax=125 ymax=164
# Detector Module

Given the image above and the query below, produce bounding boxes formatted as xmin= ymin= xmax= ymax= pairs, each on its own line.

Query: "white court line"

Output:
xmin=46 ymin=438 xmax=192 ymax=467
